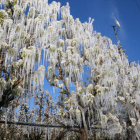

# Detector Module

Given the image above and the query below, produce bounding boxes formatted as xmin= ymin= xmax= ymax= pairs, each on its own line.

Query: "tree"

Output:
xmin=0 ymin=0 xmax=140 ymax=140
xmin=0 ymin=0 xmax=46 ymax=108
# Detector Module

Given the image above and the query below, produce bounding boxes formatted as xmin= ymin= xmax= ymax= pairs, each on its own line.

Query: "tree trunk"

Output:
xmin=126 ymin=113 xmax=131 ymax=140
xmin=46 ymin=99 xmax=49 ymax=122
xmin=81 ymin=128 xmax=87 ymax=140
xmin=39 ymin=94 xmax=43 ymax=123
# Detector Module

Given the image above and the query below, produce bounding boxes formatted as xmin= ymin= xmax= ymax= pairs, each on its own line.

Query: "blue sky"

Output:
xmin=48 ymin=0 xmax=140 ymax=63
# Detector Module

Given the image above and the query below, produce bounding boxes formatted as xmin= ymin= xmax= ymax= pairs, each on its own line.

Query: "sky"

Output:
xmin=48 ymin=0 xmax=140 ymax=63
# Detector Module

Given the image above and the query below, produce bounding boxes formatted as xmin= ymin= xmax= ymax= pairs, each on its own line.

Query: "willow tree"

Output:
xmin=0 ymin=0 xmax=140 ymax=139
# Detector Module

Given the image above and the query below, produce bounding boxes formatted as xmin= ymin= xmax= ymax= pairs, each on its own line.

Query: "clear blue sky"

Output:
xmin=48 ymin=0 xmax=140 ymax=63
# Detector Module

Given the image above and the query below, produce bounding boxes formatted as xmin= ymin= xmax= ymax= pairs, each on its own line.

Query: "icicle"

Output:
xmin=5 ymin=108 xmax=7 ymax=136
xmin=48 ymin=128 xmax=49 ymax=140
xmin=14 ymin=107 xmax=16 ymax=122
xmin=45 ymin=128 xmax=47 ymax=139
xmin=55 ymin=128 xmax=56 ymax=139
xmin=39 ymin=127 xmax=41 ymax=134
xmin=28 ymin=130 xmax=29 ymax=138
xmin=76 ymin=107 xmax=81 ymax=126
xmin=67 ymin=133 xmax=69 ymax=140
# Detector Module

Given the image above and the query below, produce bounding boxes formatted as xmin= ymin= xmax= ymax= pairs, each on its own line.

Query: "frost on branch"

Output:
xmin=0 ymin=0 xmax=140 ymax=139
xmin=0 ymin=78 xmax=6 ymax=101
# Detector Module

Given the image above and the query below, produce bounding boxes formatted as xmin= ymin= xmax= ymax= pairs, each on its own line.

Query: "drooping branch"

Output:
xmin=0 ymin=70 xmax=34 ymax=108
